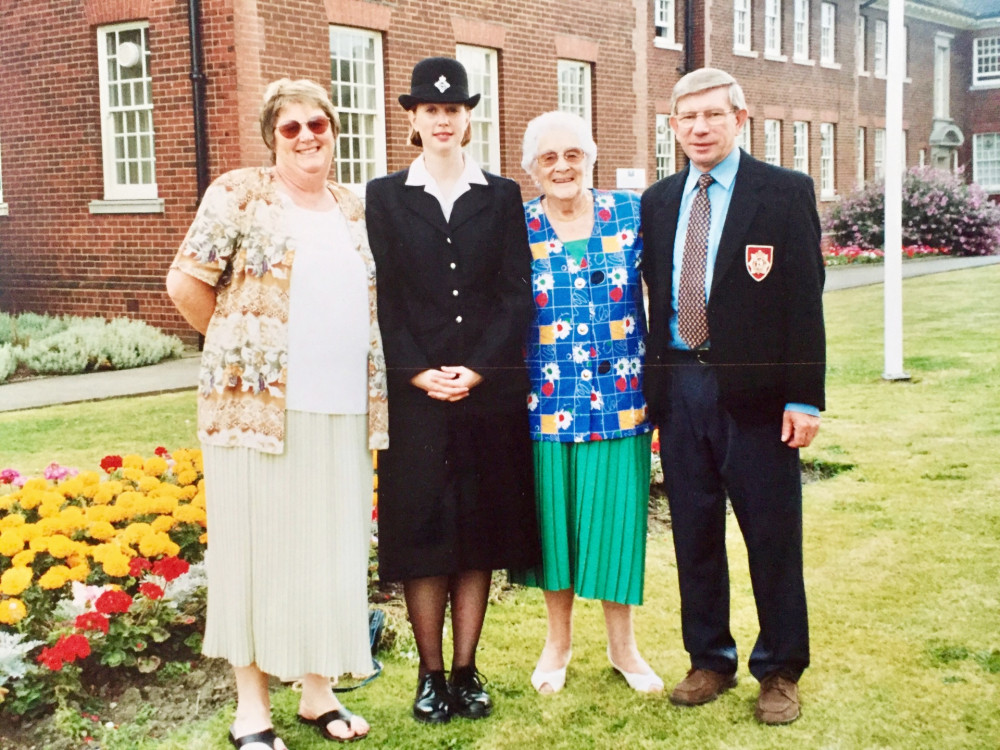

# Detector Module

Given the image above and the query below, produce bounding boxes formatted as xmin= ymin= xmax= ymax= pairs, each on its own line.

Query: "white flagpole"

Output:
xmin=883 ymin=0 xmax=909 ymax=380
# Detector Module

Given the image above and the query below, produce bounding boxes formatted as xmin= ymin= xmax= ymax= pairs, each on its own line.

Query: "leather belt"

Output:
xmin=666 ymin=348 xmax=711 ymax=365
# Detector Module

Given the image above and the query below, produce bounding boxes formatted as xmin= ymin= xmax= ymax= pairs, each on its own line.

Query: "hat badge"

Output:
xmin=434 ymin=75 xmax=451 ymax=93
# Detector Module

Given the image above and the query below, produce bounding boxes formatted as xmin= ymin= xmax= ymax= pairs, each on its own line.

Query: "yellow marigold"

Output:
xmin=116 ymin=491 xmax=143 ymax=517
xmin=123 ymin=455 xmax=145 ymax=470
xmin=199 ymin=532 xmax=208 ymax=545
xmin=0 ymin=567 xmax=33 ymax=597
xmin=151 ymin=515 xmax=177 ymax=533
xmin=78 ymin=483 xmax=99 ymax=500
xmin=68 ymin=561 xmax=91 ymax=582
xmin=0 ymin=598 xmax=27 ymax=625
xmin=79 ymin=471 xmax=102 ymax=487
xmin=16 ymin=488 xmax=46 ymax=511
xmin=180 ymin=485 xmax=198 ymax=500
xmin=57 ymin=507 xmax=87 ymax=532
xmin=176 ymin=469 xmax=199 ymax=487
xmin=12 ymin=550 xmax=36 ymax=567
xmin=122 ymin=467 xmax=145 ymax=483
xmin=137 ymin=476 xmax=161 ymax=493
xmin=0 ymin=514 xmax=26 ymax=530
xmin=22 ymin=478 xmax=49 ymax=492
xmin=120 ymin=522 xmax=153 ymax=546
xmin=138 ymin=531 xmax=179 ymax=558
xmin=174 ymin=505 xmax=207 ymax=527
xmin=46 ymin=534 xmax=76 ymax=559
xmin=87 ymin=521 xmax=116 ymax=541
xmin=144 ymin=494 xmax=179 ymax=516
xmin=29 ymin=536 xmax=48 ymax=552
xmin=92 ymin=486 xmax=116 ymax=505
xmin=84 ymin=505 xmax=113 ymax=524
xmin=0 ymin=529 xmax=24 ymax=557
xmin=38 ymin=565 xmax=71 ymax=590
xmin=59 ymin=477 xmax=86 ymax=498
xmin=0 ymin=495 xmax=15 ymax=512
xmin=191 ymin=490 xmax=206 ymax=509
xmin=144 ymin=456 xmax=169 ymax=477
xmin=37 ymin=517 xmax=64 ymax=536
xmin=102 ymin=551 xmax=132 ymax=578
xmin=38 ymin=499 xmax=65 ymax=520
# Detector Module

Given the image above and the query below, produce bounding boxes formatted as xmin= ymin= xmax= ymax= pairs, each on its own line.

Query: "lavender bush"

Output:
xmin=824 ymin=166 xmax=1000 ymax=257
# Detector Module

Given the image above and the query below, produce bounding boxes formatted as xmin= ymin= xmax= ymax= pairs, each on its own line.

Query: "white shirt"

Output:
xmin=404 ymin=153 xmax=488 ymax=221
xmin=283 ymin=195 xmax=369 ymax=415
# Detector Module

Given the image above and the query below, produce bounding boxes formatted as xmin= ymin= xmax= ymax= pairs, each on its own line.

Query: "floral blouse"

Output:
xmin=524 ymin=189 xmax=650 ymax=443
xmin=170 ymin=167 xmax=389 ymax=454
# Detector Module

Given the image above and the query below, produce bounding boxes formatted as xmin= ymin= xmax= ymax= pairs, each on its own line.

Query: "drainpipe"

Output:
xmin=188 ymin=0 xmax=210 ymax=202
xmin=683 ymin=0 xmax=694 ymax=74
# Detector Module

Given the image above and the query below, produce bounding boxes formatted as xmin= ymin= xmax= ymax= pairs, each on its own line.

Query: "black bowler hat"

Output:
xmin=398 ymin=57 xmax=481 ymax=110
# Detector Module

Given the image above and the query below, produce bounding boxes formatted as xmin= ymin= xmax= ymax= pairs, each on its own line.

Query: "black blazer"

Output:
xmin=641 ymin=151 xmax=826 ymax=424
xmin=365 ymin=168 xmax=533 ymax=414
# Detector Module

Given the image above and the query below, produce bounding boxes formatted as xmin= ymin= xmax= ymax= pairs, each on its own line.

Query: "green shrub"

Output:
xmin=0 ymin=312 xmax=70 ymax=347
xmin=0 ymin=344 xmax=17 ymax=383
xmin=8 ymin=316 xmax=184 ymax=377
xmin=824 ymin=166 xmax=1000 ymax=257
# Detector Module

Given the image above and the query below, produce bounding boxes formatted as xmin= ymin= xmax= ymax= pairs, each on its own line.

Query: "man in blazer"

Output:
xmin=641 ymin=67 xmax=825 ymax=725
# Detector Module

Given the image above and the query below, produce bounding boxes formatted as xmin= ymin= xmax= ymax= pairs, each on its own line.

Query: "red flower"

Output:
xmin=129 ymin=557 xmax=152 ymax=577
xmin=37 ymin=646 xmax=66 ymax=671
xmin=75 ymin=612 xmax=110 ymax=634
xmin=154 ymin=446 xmax=170 ymax=457
xmin=139 ymin=582 xmax=165 ymax=600
xmin=100 ymin=455 xmax=123 ymax=473
xmin=151 ymin=556 xmax=190 ymax=582
xmin=95 ymin=589 xmax=134 ymax=615
xmin=37 ymin=634 xmax=91 ymax=671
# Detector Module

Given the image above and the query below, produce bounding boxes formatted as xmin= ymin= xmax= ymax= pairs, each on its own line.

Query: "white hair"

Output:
xmin=520 ymin=111 xmax=598 ymax=176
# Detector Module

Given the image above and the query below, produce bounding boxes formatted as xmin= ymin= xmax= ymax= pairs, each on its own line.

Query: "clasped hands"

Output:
xmin=411 ymin=366 xmax=483 ymax=401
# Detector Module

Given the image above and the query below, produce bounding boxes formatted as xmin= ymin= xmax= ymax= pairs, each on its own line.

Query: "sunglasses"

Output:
xmin=537 ymin=148 xmax=585 ymax=168
xmin=275 ymin=116 xmax=331 ymax=139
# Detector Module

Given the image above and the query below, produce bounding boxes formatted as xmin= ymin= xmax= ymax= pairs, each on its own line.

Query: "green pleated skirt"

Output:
xmin=510 ymin=433 xmax=652 ymax=605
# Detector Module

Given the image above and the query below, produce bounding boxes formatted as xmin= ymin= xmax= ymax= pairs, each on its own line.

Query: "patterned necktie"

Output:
xmin=678 ymin=173 xmax=714 ymax=349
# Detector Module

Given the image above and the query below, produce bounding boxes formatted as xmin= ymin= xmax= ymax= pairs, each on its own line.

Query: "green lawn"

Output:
xmin=2 ymin=265 xmax=999 ymax=748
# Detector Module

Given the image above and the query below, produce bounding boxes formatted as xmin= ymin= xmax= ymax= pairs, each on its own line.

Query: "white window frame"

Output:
xmin=736 ymin=117 xmax=752 ymax=154
xmin=856 ymin=15 xmax=867 ymax=74
xmin=94 ymin=21 xmax=159 ymax=208
xmin=973 ymin=36 xmax=1000 ymax=87
xmin=734 ymin=0 xmax=752 ymax=53
xmin=764 ymin=119 xmax=781 ymax=165
xmin=934 ymin=34 xmax=951 ymax=119
xmin=654 ymin=0 xmax=680 ymax=49
xmin=820 ymin=2 xmax=837 ymax=66
xmin=456 ymin=45 xmax=501 ymax=173
xmin=856 ymin=127 xmax=865 ymax=187
xmin=793 ymin=121 xmax=809 ymax=174
xmin=874 ymin=19 xmax=887 ymax=77
xmin=794 ymin=0 xmax=810 ymax=61
xmin=765 ymin=0 xmax=782 ymax=57
xmin=557 ymin=60 xmax=592 ymax=126
xmin=655 ymin=114 xmax=676 ymax=179
xmin=819 ymin=123 xmax=835 ymax=198
xmin=329 ymin=26 xmax=387 ymax=194
xmin=973 ymin=133 xmax=1000 ymax=191
xmin=874 ymin=128 xmax=885 ymax=180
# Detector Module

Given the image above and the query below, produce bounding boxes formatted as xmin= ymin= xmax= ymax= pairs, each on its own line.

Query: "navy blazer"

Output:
xmin=640 ymin=151 xmax=826 ymax=424
xmin=365 ymin=168 xmax=533 ymax=414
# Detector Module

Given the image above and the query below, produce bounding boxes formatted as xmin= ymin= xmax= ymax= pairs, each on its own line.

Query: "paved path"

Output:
xmin=2 ymin=255 xmax=998 ymax=413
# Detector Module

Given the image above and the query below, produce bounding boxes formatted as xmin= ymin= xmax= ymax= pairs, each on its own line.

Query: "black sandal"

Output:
xmin=298 ymin=707 xmax=368 ymax=743
xmin=228 ymin=727 xmax=282 ymax=749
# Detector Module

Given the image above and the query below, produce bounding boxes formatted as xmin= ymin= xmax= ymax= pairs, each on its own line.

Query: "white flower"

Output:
xmin=590 ymin=390 xmax=604 ymax=410
xmin=618 ymin=229 xmax=636 ymax=248
xmin=572 ymin=346 xmax=590 ymax=363
xmin=527 ymin=392 xmax=539 ymax=411
xmin=555 ymin=410 xmax=573 ymax=429
xmin=547 ymin=239 xmax=564 ymax=254
xmin=608 ymin=267 xmax=627 ymax=286
xmin=542 ymin=362 xmax=561 ymax=381
xmin=614 ymin=358 xmax=630 ymax=376
xmin=623 ymin=315 xmax=636 ymax=334
xmin=535 ymin=273 xmax=554 ymax=291
xmin=629 ymin=357 xmax=641 ymax=375
xmin=553 ymin=320 xmax=571 ymax=340
xmin=597 ymin=194 xmax=615 ymax=208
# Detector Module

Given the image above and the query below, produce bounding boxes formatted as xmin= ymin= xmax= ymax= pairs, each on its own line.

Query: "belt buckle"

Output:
xmin=695 ymin=350 xmax=709 ymax=365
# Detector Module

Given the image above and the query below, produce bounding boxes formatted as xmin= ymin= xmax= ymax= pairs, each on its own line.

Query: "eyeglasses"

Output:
xmin=673 ymin=109 xmax=736 ymax=130
xmin=536 ymin=148 xmax=586 ymax=168
xmin=275 ymin=116 xmax=331 ymax=139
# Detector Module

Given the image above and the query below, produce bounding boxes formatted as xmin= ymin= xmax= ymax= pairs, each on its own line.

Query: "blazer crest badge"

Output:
xmin=745 ymin=244 xmax=774 ymax=281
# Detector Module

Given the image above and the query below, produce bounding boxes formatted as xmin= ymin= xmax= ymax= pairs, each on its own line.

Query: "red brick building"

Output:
xmin=0 ymin=0 xmax=997 ymax=343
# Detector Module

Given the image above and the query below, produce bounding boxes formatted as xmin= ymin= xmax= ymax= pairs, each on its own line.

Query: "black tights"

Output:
xmin=403 ymin=569 xmax=491 ymax=676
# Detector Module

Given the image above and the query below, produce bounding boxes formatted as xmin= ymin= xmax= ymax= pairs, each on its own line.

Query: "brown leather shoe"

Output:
xmin=755 ymin=673 xmax=800 ymax=725
xmin=669 ymin=668 xmax=738 ymax=706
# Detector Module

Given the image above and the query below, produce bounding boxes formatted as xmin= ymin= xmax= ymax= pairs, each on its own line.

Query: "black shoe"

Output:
xmin=449 ymin=665 xmax=493 ymax=719
xmin=413 ymin=670 xmax=452 ymax=724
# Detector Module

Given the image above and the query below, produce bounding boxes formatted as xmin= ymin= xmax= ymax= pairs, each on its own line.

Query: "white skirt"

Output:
xmin=200 ymin=411 xmax=373 ymax=681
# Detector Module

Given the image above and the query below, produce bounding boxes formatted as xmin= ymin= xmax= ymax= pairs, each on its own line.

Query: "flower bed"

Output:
xmin=823 ymin=244 xmax=949 ymax=267
xmin=0 ymin=449 xmax=207 ymax=717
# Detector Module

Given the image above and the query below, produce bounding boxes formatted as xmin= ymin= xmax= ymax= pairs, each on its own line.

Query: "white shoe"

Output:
xmin=607 ymin=647 xmax=664 ymax=694
xmin=531 ymin=651 xmax=571 ymax=694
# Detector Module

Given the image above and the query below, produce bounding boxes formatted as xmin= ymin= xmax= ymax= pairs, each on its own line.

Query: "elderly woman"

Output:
xmin=512 ymin=111 xmax=662 ymax=695
xmin=166 ymin=79 xmax=387 ymax=749
xmin=365 ymin=57 xmax=539 ymax=725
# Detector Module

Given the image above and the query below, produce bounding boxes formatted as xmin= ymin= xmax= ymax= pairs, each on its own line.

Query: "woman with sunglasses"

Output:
xmin=510 ymin=111 xmax=662 ymax=696
xmin=166 ymin=78 xmax=387 ymax=749
xmin=365 ymin=58 xmax=539 ymax=725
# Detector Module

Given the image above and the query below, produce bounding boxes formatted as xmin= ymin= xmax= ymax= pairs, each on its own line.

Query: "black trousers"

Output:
xmin=661 ymin=362 xmax=809 ymax=681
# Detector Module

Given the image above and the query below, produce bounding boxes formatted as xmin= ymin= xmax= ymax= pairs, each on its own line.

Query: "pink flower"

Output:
xmin=44 ymin=462 xmax=79 ymax=481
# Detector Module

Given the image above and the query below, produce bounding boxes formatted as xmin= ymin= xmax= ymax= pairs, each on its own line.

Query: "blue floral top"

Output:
xmin=524 ymin=189 xmax=650 ymax=442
